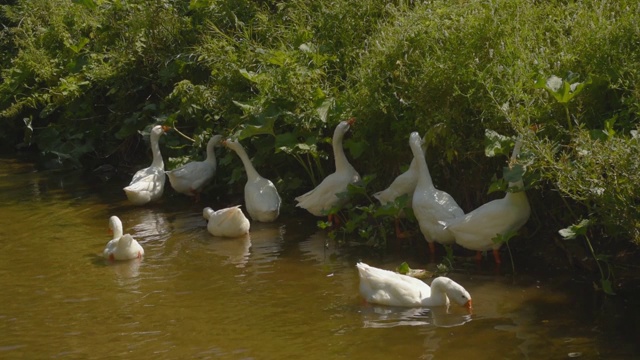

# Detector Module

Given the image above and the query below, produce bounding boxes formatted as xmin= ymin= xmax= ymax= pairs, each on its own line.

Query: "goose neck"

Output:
xmin=412 ymin=144 xmax=434 ymax=189
xmin=205 ymin=140 xmax=217 ymax=165
xmin=422 ymin=279 xmax=448 ymax=306
xmin=332 ymin=130 xmax=350 ymax=171
xmin=150 ymin=134 xmax=164 ymax=169
xmin=232 ymin=144 xmax=260 ymax=180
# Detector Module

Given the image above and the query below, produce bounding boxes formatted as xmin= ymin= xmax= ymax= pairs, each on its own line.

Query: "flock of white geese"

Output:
xmin=104 ymin=119 xmax=530 ymax=309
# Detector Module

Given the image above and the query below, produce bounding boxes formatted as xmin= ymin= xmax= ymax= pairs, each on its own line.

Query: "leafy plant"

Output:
xmin=559 ymin=219 xmax=615 ymax=295
xmin=535 ymin=72 xmax=592 ymax=131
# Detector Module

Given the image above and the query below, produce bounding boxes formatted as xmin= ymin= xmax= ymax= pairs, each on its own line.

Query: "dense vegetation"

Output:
xmin=1 ymin=0 xmax=639 ymax=286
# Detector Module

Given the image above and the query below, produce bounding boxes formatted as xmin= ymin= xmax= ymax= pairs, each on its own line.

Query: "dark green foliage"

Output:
xmin=1 ymin=0 xmax=639 ymax=276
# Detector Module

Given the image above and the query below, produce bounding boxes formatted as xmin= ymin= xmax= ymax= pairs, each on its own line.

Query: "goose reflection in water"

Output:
xmin=205 ymin=233 xmax=251 ymax=268
xmin=109 ymin=257 xmax=143 ymax=280
xmin=361 ymin=304 xmax=472 ymax=329
xmin=247 ymin=223 xmax=285 ymax=264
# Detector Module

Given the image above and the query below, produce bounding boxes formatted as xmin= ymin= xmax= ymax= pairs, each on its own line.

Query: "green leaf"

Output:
xmin=239 ymin=69 xmax=260 ymax=83
xmin=238 ymin=117 xmax=276 ymax=139
xmin=503 ymin=164 xmax=525 ymax=183
xmin=396 ymin=262 xmax=411 ymax=274
xmin=600 ymin=279 xmax=616 ymax=295
xmin=484 ymin=129 xmax=513 ymax=157
xmin=72 ymin=0 xmax=97 ymax=10
xmin=558 ymin=219 xmax=591 ymax=239
xmin=316 ymin=97 xmax=334 ymax=123
xmin=232 ymin=100 xmax=256 ymax=113
xmin=274 ymin=132 xmax=298 ymax=152
xmin=487 ymin=178 xmax=507 ymax=194
xmin=492 ymin=230 xmax=517 ymax=245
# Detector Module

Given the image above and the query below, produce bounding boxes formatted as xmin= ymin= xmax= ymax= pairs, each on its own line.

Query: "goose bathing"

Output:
xmin=203 ymin=205 xmax=251 ymax=238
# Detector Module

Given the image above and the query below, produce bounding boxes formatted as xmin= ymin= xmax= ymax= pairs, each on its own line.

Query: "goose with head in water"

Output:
xmin=356 ymin=262 xmax=472 ymax=308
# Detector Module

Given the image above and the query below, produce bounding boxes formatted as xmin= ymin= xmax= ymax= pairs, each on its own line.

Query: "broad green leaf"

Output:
xmin=239 ymin=69 xmax=259 ymax=83
xmin=238 ymin=117 xmax=276 ymax=139
xmin=558 ymin=219 xmax=591 ymax=239
xmin=316 ymin=97 xmax=334 ymax=123
xmin=484 ymin=129 xmax=513 ymax=157
xmin=487 ymin=178 xmax=507 ymax=194
xmin=68 ymin=37 xmax=90 ymax=54
xmin=232 ymin=100 xmax=256 ymax=113
xmin=274 ymin=132 xmax=298 ymax=152
xmin=503 ymin=164 xmax=525 ymax=183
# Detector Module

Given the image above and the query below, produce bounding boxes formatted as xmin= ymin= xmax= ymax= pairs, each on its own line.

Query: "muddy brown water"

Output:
xmin=0 ymin=157 xmax=638 ymax=359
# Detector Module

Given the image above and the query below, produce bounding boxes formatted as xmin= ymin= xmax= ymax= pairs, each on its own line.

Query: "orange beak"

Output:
xmin=464 ymin=299 xmax=473 ymax=311
xmin=347 ymin=117 xmax=356 ymax=126
xmin=161 ymin=125 xmax=171 ymax=132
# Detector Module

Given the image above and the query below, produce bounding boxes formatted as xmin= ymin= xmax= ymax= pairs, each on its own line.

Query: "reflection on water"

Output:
xmin=361 ymin=304 xmax=472 ymax=329
xmin=205 ymin=234 xmax=251 ymax=267
xmin=0 ymin=157 xmax=638 ymax=359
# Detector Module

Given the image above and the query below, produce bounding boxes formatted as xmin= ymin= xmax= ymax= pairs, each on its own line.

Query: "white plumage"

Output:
xmin=224 ymin=139 xmax=281 ymax=222
xmin=356 ymin=262 xmax=472 ymax=308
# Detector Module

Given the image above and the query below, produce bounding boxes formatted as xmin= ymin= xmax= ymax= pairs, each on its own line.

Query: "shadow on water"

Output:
xmin=0 ymin=157 xmax=639 ymax=359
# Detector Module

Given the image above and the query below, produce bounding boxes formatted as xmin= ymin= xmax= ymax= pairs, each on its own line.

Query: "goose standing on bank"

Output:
xmin=123 ymin=125 xmax=169 ymax=205
xmin=295 ymin=118 xmax=360 ymax=224
xmin=373 ymin=157 xmax=419 ymax=208
xmin=103 ymin=216 xmax=144 ymax=261
xmin=356 ymin=262 xmax=472 ymax=308
xmin=223 ymin=139 xmax=281 ymax=222
xmin=439 ymin=138 xmax=530 ymax=264
xmin=410 ymin=131 xmax=464 ymax=255
xmin=166 ymin=134 xmax=222 ymax=201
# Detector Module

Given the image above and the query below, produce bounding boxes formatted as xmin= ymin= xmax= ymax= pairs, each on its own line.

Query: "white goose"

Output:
xmin=103 ymin=216 xmax=144 ymax=261
xmin=166 ymin=134 xmax=222 ymax=201
xmin=223 ymin=139 xmax=281 ymax=222
xmin=203 ymin=205 xmax=251 ymax=238
xmin=295 ymin=118 xmax=361 ymax=223
xmin=373 ymin=157 xmax=419 ymax=208
xmin=123 ymin=125 xmax=169 ymax=205
xmin=356 ymin=262 xmax=472 ymax=308
xmin=439 ymin=139 xmax=530 ymax=264
xmin=410 ymin=131 xmax=464 ymax=254
xmin=103 ymin=215 xmax=123 ymax=256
